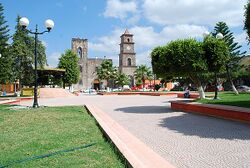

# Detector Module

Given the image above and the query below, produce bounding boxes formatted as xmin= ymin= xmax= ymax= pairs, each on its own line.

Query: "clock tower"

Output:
xmin=119 ymin=29 xmax=137 ymax=86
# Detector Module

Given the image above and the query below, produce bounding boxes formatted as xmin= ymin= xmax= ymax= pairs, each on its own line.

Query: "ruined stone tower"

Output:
xmin=71 ymin=38 xmax=108 ymax=90
xmin=71 ymin=38 xmax=88 ymax=89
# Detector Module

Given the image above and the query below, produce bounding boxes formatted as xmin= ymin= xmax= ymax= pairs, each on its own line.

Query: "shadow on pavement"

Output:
xmin=159 ymin=112 xmax=250 ymax=140
xmin=114 ymin=106 xmax=173 ymax=114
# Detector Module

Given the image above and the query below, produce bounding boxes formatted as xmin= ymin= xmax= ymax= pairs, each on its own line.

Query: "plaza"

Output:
xmin=1 ymin=1 xmax=250 ymax=167
xmin=19 ymin=95 xmax=250 ymax=168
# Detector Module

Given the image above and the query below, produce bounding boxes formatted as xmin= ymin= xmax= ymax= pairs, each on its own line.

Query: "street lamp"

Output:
xmin=153 ymin=74 xmax=156 ymax=92
xmin=19 ymin=17 xmax=54 ymax=108
xmin=203 ymin=31 xmax=224 ymax=39
xmin=203 ymin=31 xmax=224 ymax=100
xmin=216 ymin=33 xmax=224 ymax=39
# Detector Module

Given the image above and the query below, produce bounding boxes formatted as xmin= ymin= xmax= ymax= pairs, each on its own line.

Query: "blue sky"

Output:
xmin=2 ymin=0 xmax=249 ymax=67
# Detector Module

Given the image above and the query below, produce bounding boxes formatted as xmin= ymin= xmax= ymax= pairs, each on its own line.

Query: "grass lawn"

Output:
xmin=0 ymin=105 xmax=125 ymax=168
xmin=197 ymin=92 xmax=250 ymax=108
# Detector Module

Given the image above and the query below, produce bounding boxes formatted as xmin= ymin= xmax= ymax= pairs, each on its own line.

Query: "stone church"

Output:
xmin=72 ymin=29 xmax=137 ymax=90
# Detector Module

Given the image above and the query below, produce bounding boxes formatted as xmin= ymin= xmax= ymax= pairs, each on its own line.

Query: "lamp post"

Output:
xmin=19 ymin=17 xmax=54 ymax=108
xmin=203 ymin=31 xmax=224 ymax=100
xmin=153 ymin=74 xmax=156 ymax=92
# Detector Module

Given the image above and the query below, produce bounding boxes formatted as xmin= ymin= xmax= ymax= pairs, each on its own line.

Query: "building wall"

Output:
xmin=72 ymin=38 xmax=112 ymax=90
xmin=119 ymin=66 xmax=137 ymax=77
xmin=119 ymin=53 xmax=136 ymax=67
xmin=72 ymin=29 xmax=138 ymax=90
xmin=86 ymin=59 xmax=103 ymax=89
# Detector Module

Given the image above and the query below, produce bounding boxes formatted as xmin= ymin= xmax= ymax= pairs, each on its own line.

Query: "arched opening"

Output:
xmin=127 ymin=58 xmax=132 ymax=66
xmin=77 ymin=47 xmax=82 ymax=58
xmin=93 ymin=79 xmax=100 ymax=90
xmin=127 ymin=38 xmax=130 ymax=42
xmin=79 ymin=65 xmax=82 ymax=73
xmin=128 ymin=75 xmax=134 ymax=87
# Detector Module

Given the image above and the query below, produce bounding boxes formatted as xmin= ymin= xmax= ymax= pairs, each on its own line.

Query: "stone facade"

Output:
xmin=71 ymin=38 xmax=108 ymax=90
xmin=72 ymin=29 xmax=137 ymax=90
xmin=119 ymin=29 xmax=137 ymax=86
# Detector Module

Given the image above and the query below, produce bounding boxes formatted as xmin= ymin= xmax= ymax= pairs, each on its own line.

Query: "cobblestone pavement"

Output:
xmin=21 ymin=95 xmax=250 ymax=168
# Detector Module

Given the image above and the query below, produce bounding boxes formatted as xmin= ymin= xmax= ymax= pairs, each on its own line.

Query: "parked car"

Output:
xmin=205 ymin=84 xmax=224 ymax=92
xmin=236 ymin=85 xmax=250 ymax=92
xmin=112 ymin=88 xmax=122 ymax=92
xmin=83 ymin=89 xmax=97 ymax=94
xmin=122 ymin=85 xmax=131 ymax=91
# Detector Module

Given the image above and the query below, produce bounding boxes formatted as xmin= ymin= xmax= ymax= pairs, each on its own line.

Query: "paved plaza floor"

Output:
xmin=21 ymin=95 xmax=250 ymax=168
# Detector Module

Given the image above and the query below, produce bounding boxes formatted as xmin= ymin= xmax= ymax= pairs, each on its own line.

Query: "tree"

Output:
xmin=151 ymin=39 xmax=207 ymax=98
xmin=147 ymin=71 xmax=154 ymax=89
xmin=214 ymin=22 xmax=246 ymax=94
xmin=96 ymin=59 xmax=116 ymax=88
xmin=203 ymin=36 xmax=230 ymax=99
xmin=11 ymin=15 xmax=47 ymax=88
xmin=134 ymin=65 xmax=152 ymax=89
xmin=115 ymin=73 xmax=130 ymax=87
xmin=58 ymin=49 xmax=79 ymax=88
xmin=30 ymin=37 xmax=47 ymax=68
xmin=11 ymin=16 xmax=34 ymax=87
xmin=244 ymin=0 xmax=250 ymax=43
xmin=0 ymin=3 xmax=12 ymax=85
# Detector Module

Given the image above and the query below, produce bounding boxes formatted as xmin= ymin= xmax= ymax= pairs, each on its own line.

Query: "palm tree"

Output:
xmin=134 ymin=65 xmax=152 ymax=89
xmin=96 ymin=60 xmax=116 ymax=88
xmin=147 ymin=71 xmax=154 ymax=90
xmin=115 ymin=73 xmax=130 ymax=88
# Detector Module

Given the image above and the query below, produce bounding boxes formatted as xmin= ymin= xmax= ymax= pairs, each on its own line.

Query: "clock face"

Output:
xmin=126 ymin=46 xmax=131 ymax=50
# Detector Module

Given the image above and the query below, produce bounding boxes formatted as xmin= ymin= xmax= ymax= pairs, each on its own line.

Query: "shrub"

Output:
xmin=154 ymin=84 xmax=161 ymax=91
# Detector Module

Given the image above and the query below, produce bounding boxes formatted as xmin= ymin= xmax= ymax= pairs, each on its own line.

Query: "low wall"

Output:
xmin=171 ymin=101 xmax=250 ymax=123
xmin=1 ymin=97 xmax=33 ymax=105
xmin=177 ymin=93 xmax=200 ymax=99
xmin=98 ymin=92 xmax=177 ymax=96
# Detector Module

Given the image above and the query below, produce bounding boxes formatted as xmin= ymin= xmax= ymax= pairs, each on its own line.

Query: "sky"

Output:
xmin=1 ymin=0 xmax=249 ymax=67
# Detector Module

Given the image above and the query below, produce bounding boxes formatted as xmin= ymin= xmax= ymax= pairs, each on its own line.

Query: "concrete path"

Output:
xmin=21 ymin=95 xmax=250 ymax=168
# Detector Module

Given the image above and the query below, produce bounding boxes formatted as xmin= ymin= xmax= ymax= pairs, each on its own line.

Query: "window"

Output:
xmin=127 ymin=38 xmax=130 ymax=42
xmin=77 ymin=47 xmax=82 ymax=58
xmin=127 ymin=58 xmax=132 ymax=66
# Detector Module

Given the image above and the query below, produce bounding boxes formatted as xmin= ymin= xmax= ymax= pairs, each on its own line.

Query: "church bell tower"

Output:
xmin=119 ymin=29 xmax=137 ymax=86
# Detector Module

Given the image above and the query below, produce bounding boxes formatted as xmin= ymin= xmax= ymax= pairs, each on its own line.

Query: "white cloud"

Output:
xmin=127 ymin=14 xmax=141 ymax=25
xmin=89 ymin=25 xmax=208 ymax=66
xmin=136 ymin=50 xmax=152 ymax=66
xmin=89 ymin=28 xmax=123 ymax=54
xmin=142 ymin=0 xmax=246 ymax=26
xmin=130 ymin=24 xmax=207 ymax=48
xmin=103 ymin=0 xmax=138 ymax=19
xmin=47 ymin=52 xmax=62 ymax=68
xmin=235 ymin=32 xmax=247 ymax=44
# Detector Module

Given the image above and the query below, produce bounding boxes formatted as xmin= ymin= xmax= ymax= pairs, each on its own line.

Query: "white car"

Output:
xmin=236 ymin=85 xmax=250 ymax=92
xmin=83 ymin=89 xmax=97 ymax=94
xmin=122 ymin=85 xmax=131 ymax=91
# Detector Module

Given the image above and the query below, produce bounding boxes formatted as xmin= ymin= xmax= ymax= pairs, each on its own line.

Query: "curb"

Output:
xmin=85 ymin=104 xmax=175 ymax=168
